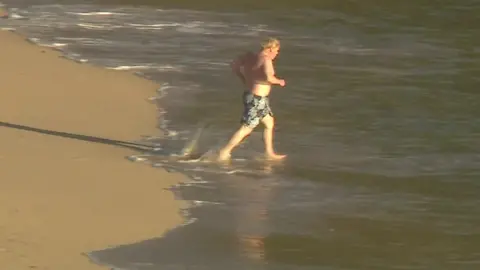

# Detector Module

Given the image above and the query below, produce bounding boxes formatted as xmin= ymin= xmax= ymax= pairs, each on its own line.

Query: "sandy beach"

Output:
xmin=0 ymin=30 xmax=187 ymax=270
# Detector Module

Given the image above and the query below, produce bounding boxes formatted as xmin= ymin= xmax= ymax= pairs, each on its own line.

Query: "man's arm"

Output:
xmin=231 ymin=54 xmax=247 ymax=85
xmin=264 ymin=59 xmax=285 ymax=86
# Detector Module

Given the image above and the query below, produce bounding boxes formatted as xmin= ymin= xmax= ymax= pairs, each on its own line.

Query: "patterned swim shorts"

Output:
xmin=240 ymin=92 xmax=273 ymax=128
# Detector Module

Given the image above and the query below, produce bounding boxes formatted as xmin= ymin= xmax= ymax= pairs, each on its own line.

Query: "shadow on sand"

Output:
xmin=0 ymin=121 xmax=159 ymax=153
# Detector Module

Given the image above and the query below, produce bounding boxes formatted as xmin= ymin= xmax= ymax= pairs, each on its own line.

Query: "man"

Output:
xmin=217 ymin=38 xmax=286 ymax=161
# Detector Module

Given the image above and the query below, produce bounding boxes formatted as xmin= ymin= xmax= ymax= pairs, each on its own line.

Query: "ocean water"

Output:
xmin=2 ymin=0 xmax=480 ymax=269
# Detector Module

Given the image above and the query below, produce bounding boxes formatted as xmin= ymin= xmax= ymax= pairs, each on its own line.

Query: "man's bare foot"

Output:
xmin=265 ymin=152 xmax=287 ymax=161
xmin=217 ymin=149 xmax=231 ymax=162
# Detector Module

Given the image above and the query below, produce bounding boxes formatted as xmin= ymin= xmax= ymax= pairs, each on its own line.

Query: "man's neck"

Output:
xmin=259 ymin=49 xmax=272 ymax=60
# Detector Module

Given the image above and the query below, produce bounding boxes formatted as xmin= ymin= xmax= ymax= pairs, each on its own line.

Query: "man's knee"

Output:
xmin=262 ymin=115 xmax=275 ymax=129
xmin=239 ymin=124 xmax=254 ymax=135
xmin=237 ymin=126 xmax=252 ymax=141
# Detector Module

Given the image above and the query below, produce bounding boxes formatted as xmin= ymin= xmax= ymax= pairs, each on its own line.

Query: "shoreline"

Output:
xmin=0 ymin=29 xmax=188 ymax=270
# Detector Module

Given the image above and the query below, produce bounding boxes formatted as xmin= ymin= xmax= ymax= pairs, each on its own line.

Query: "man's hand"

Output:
xmin=264 ymin=58 xmax=286 ymax=87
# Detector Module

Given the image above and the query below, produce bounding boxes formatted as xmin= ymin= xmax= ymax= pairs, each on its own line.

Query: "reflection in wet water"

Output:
xmin=88 ymin=173 xmax=289 ymax=270
xmin=234 ymin=174 xmax=272 ymax=265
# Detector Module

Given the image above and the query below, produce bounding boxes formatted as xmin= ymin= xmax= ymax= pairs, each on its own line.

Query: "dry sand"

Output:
xmin=0 ymin=30 xmax=187 ymax=270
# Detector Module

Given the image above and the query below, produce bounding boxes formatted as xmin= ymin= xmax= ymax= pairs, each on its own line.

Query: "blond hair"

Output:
xmin=261 ymin=37 xmax=280 ymax=50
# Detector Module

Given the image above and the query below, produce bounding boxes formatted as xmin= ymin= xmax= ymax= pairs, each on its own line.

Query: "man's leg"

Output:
xmin=217 ymin=125 xmax=253 ymax=161
xmin=261 ymin=114 xmax=286 ymax=160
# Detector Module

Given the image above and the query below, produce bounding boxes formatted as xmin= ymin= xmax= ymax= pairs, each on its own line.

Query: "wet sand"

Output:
xmin=0 ymin=30 xmax=187 ymax=270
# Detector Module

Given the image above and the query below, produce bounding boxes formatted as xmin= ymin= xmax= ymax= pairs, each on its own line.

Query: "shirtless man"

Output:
xmin=217 ymin=38 xmax=286 ymax=161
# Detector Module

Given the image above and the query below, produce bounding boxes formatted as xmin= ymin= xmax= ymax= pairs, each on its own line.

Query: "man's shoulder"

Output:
xmin=251 ymin=52 xmax=269 ymax=63
xmin=238 ymin=51 xmax=262 ymax=65
xmin=242 ymin=51 xmax=257 ymax=59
